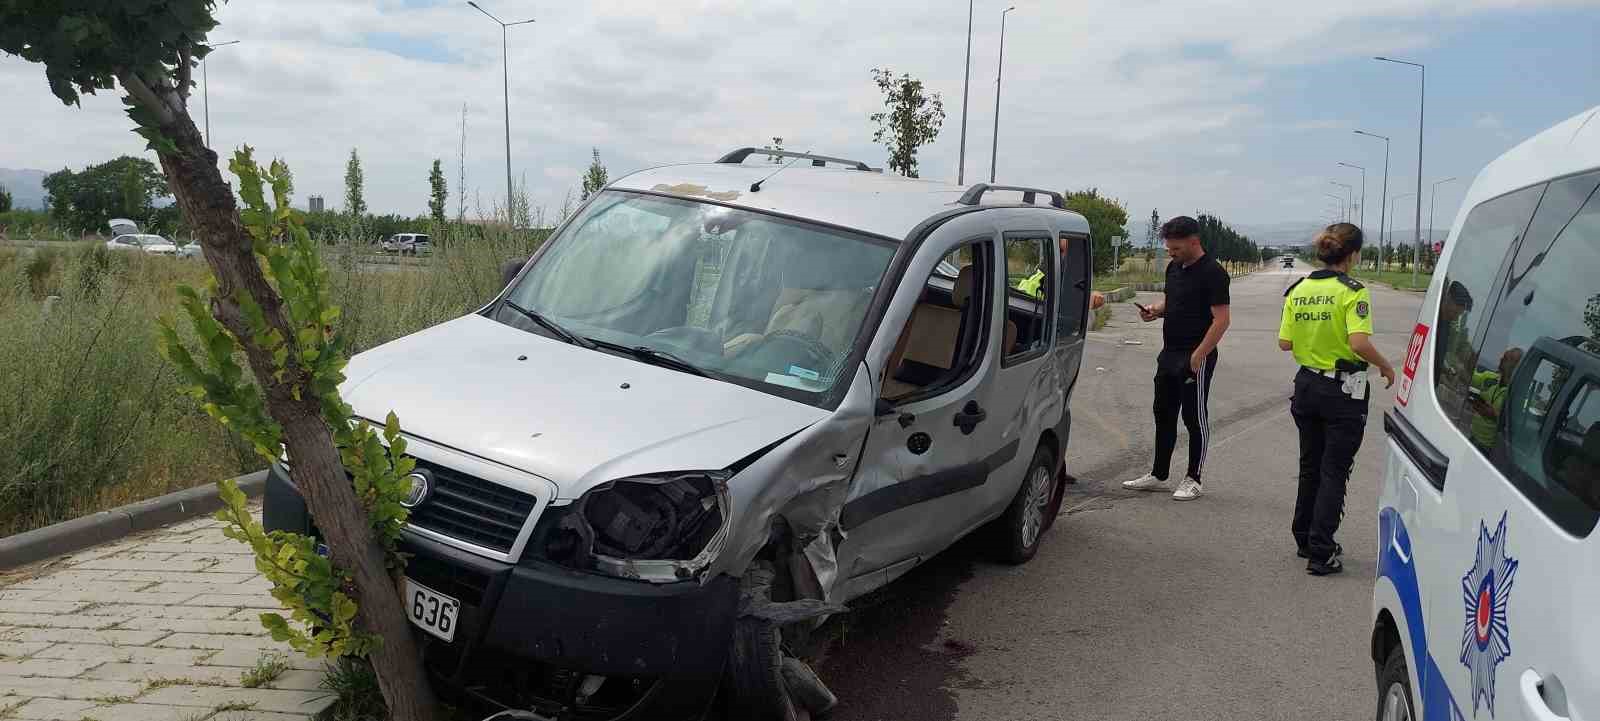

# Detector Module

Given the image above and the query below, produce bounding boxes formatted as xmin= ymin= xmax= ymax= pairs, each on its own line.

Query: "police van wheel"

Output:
xmin=1375 ymin=645 xmax=1414 ymax=721
xmin=993 ymin=445 xmax=1056 ymax=565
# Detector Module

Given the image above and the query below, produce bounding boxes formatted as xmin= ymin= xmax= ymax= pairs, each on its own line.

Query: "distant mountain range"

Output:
xmin=0 ymin=168 xmax=49 ymax=210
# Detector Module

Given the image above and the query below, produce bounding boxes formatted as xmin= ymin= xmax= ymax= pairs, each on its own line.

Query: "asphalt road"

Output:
xmin=814 ymin=263 xmax=1423 ymax=721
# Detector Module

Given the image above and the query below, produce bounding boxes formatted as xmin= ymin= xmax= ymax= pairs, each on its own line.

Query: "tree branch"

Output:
xmin=177 ymin=46 xmax=193 ymax=104
xmin=115 ymin=69 xmax=178 ymax=126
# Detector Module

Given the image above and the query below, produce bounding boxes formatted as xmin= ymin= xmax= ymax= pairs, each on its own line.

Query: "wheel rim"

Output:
xmin=1381 ymin=682 xmax=1410 ymax=721
xmin=1020 ymin=466 xmax=1053 ymax=548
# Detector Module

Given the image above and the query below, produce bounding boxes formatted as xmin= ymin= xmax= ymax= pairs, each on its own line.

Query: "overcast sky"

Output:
xmin=2 ymin=0 xmax=1596 ymax=231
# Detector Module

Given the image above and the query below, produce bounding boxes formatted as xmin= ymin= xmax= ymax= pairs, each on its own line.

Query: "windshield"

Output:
xmin=501 ymin=190 xmax=896 ymax=404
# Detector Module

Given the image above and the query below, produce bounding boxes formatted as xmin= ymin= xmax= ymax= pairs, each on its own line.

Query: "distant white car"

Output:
xmin=106 ymin=233 xmax=178 ymax=255
xmin=176 ymin=242 xmax=202 ymax=258
xmin=382 ymin=233 xmax=432 ymax=255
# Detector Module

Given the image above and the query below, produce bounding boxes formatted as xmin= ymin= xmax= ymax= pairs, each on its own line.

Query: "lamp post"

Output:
xmin=467 ymin=2 xmax=535 ymax=221
xmin=1428 ymin=176 xmax=1457 ymax=271
xmin=1338 ymin=162 xmax=1366 ymax=238
xmin=1330 ymin=181 xmax=1353 ymax=222
xmin=1388 ymin=191 xmax=1416 ymax=278
xmin=1354 ymin=130 xmax=1391 ymax=271
xmin=1324 ymin=192 xmax=1346 ymax=222
xmin=957 ymin=0 xmax=974 ymax=185
xmin=988 ymin=6 xmax=1016 ymax=183
xmin=200 ymin=40 xmax=240 ymax=148
xmin=1376 ymin=56 xmax=1426 ymax=289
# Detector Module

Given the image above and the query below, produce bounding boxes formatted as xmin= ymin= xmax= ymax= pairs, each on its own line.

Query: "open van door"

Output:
xmin=108 ymin=218 xmax=139 ymax=236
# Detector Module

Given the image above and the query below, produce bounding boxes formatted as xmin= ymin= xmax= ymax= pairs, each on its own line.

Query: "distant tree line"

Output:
xmin=1193 ymin=212 xmax=1262 ymax=264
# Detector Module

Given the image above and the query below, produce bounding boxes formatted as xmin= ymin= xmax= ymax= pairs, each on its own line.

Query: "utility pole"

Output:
xmin=467 ymin=1 xmax=535 ymax=221
xmin=957 ymin=0 xmax=974 ymax=185
xmin=989 ymin=6 xmax=1016 ymax=183
xmin=1376 ymin=56 xmax=1426 ymax=290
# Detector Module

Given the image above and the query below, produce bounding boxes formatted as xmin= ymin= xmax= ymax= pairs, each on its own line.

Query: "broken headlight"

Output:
xmin=551 ymin=471 xmax=731 ymax=583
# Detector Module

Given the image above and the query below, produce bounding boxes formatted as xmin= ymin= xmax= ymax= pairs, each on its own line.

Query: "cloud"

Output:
xmin=1475 ymin=112 xmax=1504 ymax=129
xmin=0 ymin=0 xmax=1584 ymax=226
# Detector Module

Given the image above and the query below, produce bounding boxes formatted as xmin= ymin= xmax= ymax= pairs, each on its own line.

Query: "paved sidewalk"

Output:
xmin=0 ymin=506 xmax=325 ymax=721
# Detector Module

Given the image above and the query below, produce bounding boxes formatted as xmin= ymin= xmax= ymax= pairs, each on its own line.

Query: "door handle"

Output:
xmin=953 ymin=400 xmax=987 ymax=435
xmin=1520 ymin=669 xmax=1571 ymax=721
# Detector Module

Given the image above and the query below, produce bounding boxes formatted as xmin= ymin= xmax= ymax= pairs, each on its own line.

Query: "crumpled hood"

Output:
xmin=342 ymin=314 xmax=829 ymax=499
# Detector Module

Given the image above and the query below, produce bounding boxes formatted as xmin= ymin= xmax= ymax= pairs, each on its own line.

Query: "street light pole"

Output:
xmin=957 ymin=0 xmax=974 ymax=185
xmin=199 ymin=40 xmax=240 ymax=148
xmin=1388 ymin=191 xmax=1416 ymax=277
xmin=1330 ymin=181 xmax=1353 ymax=222
xmin=1338 ymin=162 xmax=1366 ymax=239
xmin=1376 ymin=56 xmax=1425 ymax=289
xmin=989 ymin=6 xmax=1016 ymax=183
xmin=1355 ymin=130 xmax=1390 ymax=271
xmin=1428 ymin=176 xmax=1457 ymax=269
xmin=1325 ymin=192 xmax=1346 ymax=222
xmin=467 ymin=2 xmax=535 ymax=222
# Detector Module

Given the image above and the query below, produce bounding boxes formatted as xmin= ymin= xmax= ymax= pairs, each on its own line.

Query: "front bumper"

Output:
xmin=263 ymin=463 xmax=736 ymax=721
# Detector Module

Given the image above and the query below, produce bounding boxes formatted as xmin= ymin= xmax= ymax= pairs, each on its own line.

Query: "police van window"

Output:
xmin=1467 ymin=169 xmax=1600 ymax=536
xmin=1004 ymin=234 xmax=1052 ymax=359
xmin=1432 ymin=183 xmax=1543 ymax=432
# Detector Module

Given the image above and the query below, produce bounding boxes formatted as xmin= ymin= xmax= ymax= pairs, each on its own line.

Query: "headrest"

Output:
xmin=952 ymin=264 xmax=975 ymax=308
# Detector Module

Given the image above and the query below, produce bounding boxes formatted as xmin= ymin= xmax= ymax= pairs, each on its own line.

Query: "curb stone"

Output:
xmin=0 ymin=470 xmax=267 ymax=571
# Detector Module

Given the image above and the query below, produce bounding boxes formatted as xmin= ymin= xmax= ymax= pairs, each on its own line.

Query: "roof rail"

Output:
xmin=958 ymin=183 xmax=1067 ymax=209
xmin=717 ymin=148 xmax=874 ymax=172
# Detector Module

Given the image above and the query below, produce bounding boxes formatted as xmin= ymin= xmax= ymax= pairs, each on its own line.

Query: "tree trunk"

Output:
xmin=131 ymin=76 xmax=439 ymax=721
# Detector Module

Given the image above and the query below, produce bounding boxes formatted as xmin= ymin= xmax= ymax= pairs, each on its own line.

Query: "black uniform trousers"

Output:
xmin=1290 ymin=368 xmax=1369 ymax=560
xmin=1151 ymin=348 xmax=1218 ymax=482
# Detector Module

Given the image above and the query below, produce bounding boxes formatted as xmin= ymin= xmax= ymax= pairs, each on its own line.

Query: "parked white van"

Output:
xmin=1373 ymin=105 xmax=1600 ymax=721
xmin=266 ymin=149 xmax=1096 ymax=720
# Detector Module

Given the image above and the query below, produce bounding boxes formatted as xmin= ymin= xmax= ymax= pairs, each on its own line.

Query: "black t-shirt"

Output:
xmin=1162 ymin=254 xmax=1230 ymax=351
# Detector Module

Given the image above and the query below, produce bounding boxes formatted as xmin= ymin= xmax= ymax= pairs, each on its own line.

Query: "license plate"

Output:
xmin=403 ymin=578 xmax=459 ymax=643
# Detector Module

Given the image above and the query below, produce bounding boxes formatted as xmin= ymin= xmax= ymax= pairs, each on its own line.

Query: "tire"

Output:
xmin=1375 ymin=644 xmax=1415 ymax=721
xmin=992 ymin=445 xmax=1057 ymax=564
xmin=727 ymin=563 xmax=799 ymax=721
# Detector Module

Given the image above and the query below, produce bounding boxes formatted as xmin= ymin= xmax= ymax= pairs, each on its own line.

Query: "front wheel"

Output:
xmin=992 ymin=445 xmax=1056 ymax=564
xmin=1375 ymin=645 xmax=1414 ymax=721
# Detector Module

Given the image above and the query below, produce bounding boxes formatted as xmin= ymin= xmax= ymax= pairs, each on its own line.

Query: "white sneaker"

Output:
xmin=1172 ymin=478 xmax=1203 ymax=501
xmin=1121 ymin=473 xmax=1168 ymax=491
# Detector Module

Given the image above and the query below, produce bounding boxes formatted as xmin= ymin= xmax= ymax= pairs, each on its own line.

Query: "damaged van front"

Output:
xmin=264 ymin=187 xmax=898 ymax=719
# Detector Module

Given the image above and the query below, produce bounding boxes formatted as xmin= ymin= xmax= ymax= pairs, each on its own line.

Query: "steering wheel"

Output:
xmin=738 ymin=330 xmax=838 ymax=377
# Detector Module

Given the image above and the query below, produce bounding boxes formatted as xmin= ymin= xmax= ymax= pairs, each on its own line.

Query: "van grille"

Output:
xmin=408 ymin=459 xmax=536 ymax=555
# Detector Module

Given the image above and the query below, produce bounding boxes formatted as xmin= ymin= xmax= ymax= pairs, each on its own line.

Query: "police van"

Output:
xmin=1373 ymin=105 xmax=1600 ymax=720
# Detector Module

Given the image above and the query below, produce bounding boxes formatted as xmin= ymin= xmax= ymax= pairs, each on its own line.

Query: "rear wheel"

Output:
xmin=1375 ymin=645 xmax=1414 ymax=721
xmin=992 ymin=445 xmax=1056 ymax=564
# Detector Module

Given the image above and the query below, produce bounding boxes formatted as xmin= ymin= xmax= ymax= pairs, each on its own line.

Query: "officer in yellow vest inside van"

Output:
xmin=1019 ymin=234 xmax=1104 ymax=309
xmin=1277 ymin=222 xmax=1396 ymax=577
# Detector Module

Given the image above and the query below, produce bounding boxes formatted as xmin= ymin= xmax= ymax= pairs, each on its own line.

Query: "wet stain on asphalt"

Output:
xmin=806 ymin=534 xmax=983 ymax=721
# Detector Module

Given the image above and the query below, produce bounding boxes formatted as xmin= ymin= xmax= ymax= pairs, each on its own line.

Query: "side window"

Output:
xmin=1057 ymin=232 xmax=1089 ymax=338
xmin=1002 ymin=234 xmax=1052 ymax=360
xmin=1468 ymin=170 xmax=1600 ymax=536
xmin=881 ymin=240 xmax=992 ymax=401
xmin=1433 ymin=183 xmax=1544 ymax=432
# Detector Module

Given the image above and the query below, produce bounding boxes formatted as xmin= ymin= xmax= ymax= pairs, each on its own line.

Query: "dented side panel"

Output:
xmin=711 ymin=364 xmax=876 ymax=600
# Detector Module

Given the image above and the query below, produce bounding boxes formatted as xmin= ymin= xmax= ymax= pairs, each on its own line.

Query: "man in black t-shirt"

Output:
xmin=1122 ymin=216 xmax=1233 ymax=501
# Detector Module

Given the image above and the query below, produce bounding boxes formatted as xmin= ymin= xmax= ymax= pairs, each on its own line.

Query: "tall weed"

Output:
xmin=0 ymin=226 xmax=545 ymax=536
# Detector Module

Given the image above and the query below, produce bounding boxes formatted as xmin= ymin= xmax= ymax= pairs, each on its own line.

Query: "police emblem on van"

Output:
xmin=1460 ymin=512 xmax=1518 ymax=716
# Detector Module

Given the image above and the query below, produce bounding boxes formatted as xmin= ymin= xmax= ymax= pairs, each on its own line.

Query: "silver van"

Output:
xmin=265 ymin=149 xmax=1095 ymax=720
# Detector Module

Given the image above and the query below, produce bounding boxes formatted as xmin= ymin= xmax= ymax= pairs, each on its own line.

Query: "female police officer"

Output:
xmin=1277 ymin=223 xmax=1396 ymax=576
